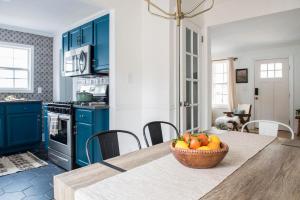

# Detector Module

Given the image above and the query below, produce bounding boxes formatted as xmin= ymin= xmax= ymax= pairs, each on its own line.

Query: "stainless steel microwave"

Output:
xmin=62 ymin=45 xmax=92 ymax=77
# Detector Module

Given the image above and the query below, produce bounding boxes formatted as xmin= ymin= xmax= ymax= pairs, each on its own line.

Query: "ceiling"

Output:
xmin=0 ymin=0 xmax=103 ymax=36
xmin=211 ymin=8 xmax=300 ymax=55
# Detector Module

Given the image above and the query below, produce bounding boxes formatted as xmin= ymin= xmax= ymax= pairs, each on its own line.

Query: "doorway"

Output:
xmin=180 ymin=20 xmax=202 ymax=132
xmin=254 ymin=58 xmax=290 ymax=126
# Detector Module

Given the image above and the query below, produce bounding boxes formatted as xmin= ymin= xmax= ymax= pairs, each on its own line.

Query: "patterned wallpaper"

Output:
xmin=0 ymin=28 xmax=53 ymax=102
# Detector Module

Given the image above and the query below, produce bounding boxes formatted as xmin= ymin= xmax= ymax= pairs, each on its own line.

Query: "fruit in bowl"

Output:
xmin=170 ymin=132 xmax=229 ymax=169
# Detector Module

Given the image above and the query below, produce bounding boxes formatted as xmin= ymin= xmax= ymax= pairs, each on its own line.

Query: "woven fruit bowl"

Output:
xmin=170 ymin=142 xmax=229 ymax=169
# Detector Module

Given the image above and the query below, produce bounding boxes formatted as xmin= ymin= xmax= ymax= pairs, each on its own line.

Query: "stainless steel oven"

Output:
xmin=47 ymin=103 xmax=75 ymax=170
xmin=62 ymin=45 xmax=92 ymax=77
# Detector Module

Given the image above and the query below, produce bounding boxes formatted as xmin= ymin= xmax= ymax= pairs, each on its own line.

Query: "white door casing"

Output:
xmin=180 ymin=20 xmax=202 ymax=133
xmin=254 ymin=58 xmax=290 ymax=127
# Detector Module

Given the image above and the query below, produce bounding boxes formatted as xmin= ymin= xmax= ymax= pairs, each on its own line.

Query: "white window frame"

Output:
xmin=212 ymin=60 xmax=229 ymax=108
xmin=0 ymin=41 xmax=34 ymax=93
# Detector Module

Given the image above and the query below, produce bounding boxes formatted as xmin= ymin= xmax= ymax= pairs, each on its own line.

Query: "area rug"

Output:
xmin=0 ymin=152 xmax=48 ymax=177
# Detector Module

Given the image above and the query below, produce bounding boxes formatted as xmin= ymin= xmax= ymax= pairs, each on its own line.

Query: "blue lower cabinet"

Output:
xmin=75 ymin=108 xmax=109 ymax=167
xmin=7 ymin=113 xmax=41 ymax=146
xmin=0 ymin=114 xmax=4 ymax=148
xmin=76 ymin=122 xmax=93 ymax=166
xmin=0 ymin=102 xmax=42 ymax=155
xmin=43 ymin=106 xmax=49 ymax=150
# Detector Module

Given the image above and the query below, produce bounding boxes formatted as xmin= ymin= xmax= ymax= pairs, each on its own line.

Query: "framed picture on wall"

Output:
xmin=236 ymin=69 xmax=248 ymax=83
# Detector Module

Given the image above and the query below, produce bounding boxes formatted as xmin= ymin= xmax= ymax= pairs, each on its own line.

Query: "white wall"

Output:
xmin=199 ymin=0 xmax=300 ymax=129
xmin=212 ymin=44 xmax=300 ymax=131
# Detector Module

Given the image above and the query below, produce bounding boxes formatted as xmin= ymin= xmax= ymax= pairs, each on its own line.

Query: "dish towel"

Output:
xmin=49 ymin=114 xmax=59 ymax=136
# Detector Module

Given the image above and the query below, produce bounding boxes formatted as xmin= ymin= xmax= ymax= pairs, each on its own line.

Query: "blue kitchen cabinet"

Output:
xmin=75 ymin=108 xmax=109 ymax=167
xmin=93 ymin=14 xmax=110 ymax=73
xmin=0 ymin=102 xmax=42 ymax=155
xmin=69 ymin=27 xmax=81 ymax=50
xmin=0 ymin=114 xmax=4 ymax=148
xmin=43 ymin=106 xmax=49 ymax=149
xmin=62 ymin=32 xmax=69 ymax=53
xmin=81 ymin=22 xmax=94 ymax=46
xmin=7 ymin=113 xmax=41 ymax=146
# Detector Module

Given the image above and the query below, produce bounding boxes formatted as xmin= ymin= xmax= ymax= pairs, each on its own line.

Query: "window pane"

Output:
xmin=15 ymin=70 xmax=28 ymax=79
xmin=268 ymin=63 xmax=275 ymax=71
xmin=215 ymin=63 xmax=223 ymax=73
xmin=186 ymin=81 xmax=191 ymax=104
xmin=0 ymin=69 xmax=13 ymax=78
xmin=223 ymin=73 xmax=228 ymax=83
xmin=193 ymin=56 xmax=198 ymax=79
xmin=0 ymin=47 xmax=13 ymax=59
xmin=222 ymin=84 xmax=228 ymax=95
xmin=14 ymin=58 xmax=28 ymax=69
xmin=0 ymin=79 xmax=13 ymax=88
xmin=15 ymin=79 xmax=28 ymax=88
xmin=215 ymin=95 xmax=223 ymax=105
xmin=261 ymin=64 xmax=267 ymax=71
xmin=0 ymin=57 xmax=13 ymax=68
xmin=275 ymin=70 xmax=282 ymax=78
xmin=223 ymin=95 xmax=228 ymax=105
xmin=223 ymin=64 xmax=228 ymax=73
xmin=214 ymin=84 xmax=222 ymax=95
xmin=186 ymin=28 xmax=191 ymax=53
xmin=193 ymin=81 xmax=198 ymax=104
xmin=215 ymin=74 xmax=223 ymax=83
xmin=193 ymin=106 xmax=198 ymax=128
xmin=268 ymin=70 xmax=275 ymax=78
xmin=186 ymin=107 xmax=191 ymax=130
xmin=14 ymin=49 xmax=28 ymax=60
xmin=193 ymin=32 xmax=198 ymax=55
xmin=275 ymin=63 xmax=282 ymax=70
xmin=261 ymin=71 xmax=267 ymax=78
xmin=186 ymin=55 xmax=191 ymax=78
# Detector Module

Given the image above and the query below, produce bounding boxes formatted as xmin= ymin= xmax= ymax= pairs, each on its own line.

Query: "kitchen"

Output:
xmin=0 ymin=1 xmax=112 ymax=199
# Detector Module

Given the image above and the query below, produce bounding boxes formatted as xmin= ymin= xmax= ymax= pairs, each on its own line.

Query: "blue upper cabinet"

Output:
xmin=94 ymin=15 xmax=110 ymax=73
xmin=0 ymin=113 xmax=4 ymax=148
xmin=69 ymin=27 xmax=81 ymax=50
xmin=62 ymin=32 xmax=69 ymax=53
xmin=62 ymin=14 xmax=110 ymax=74
xmin=81 ymin=22 xmax=94 ymax=46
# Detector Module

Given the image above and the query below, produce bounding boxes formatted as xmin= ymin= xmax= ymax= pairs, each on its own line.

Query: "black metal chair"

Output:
xmin=143 ymin=121 xmax=179 ymax=147
xmin=86 ymin=130 xmax=142 ymax=165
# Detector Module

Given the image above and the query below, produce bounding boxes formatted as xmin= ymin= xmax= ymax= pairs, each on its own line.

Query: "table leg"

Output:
xmin=298 ymin=119 xmax=300 ymax=136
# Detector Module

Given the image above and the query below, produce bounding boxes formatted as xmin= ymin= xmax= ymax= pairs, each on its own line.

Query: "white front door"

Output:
xmin=180 ymin=20 xmax=202 ymax=133
xmin=254 ymin=59 xmax=290 ymax=126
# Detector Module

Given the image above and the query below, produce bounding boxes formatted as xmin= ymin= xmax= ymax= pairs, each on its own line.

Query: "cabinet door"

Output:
xmin=7 ymin=113 xmax=41 ymax=146
xmin=62 ymin=32 xmax=69 ymax=53
xmin=93 ymin=15 xmax=109 ymax=72
xmin=81 ymin=22 xmax=94 ymax=46
xmin=0 ymin=115 xmax=4 ymax=148
xmin=76 ymin=122 xmax=93 ymax=167
xmin=69 ymin=27 xmax=81 ymax=50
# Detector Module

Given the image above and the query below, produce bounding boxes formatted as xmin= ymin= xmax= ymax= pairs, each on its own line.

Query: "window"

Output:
xmin=0 ymin=42 xmax=34 ymax=93
xmin=260 ymin=63 xmax=282 ymax=78
xmin=212 ymin=61 xmax=228 ymax=106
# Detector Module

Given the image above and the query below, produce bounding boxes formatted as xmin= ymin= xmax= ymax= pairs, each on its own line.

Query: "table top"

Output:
xmin=54 ymin=135 xmax=300 ymax=200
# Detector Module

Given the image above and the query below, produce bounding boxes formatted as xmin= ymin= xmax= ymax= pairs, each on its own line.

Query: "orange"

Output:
xmin=197 ymin=134 xmax=209 ymax=146
xmin=182 ymin=132 xmax=191 ymax=143
xmin=189 ymin=138 xmax=201 ymax=149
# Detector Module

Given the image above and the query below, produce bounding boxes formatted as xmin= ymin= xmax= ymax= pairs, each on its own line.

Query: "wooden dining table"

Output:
xmin=54 ymin=133 xmax=300 ymax=200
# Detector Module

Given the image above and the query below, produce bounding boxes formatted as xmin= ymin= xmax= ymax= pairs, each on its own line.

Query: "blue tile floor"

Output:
xmin=0 ymin=161 xmax=65 ymax=200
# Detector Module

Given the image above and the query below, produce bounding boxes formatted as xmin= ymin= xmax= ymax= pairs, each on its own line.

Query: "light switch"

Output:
xmin=38 ymin=87 xmax=42 ymax=94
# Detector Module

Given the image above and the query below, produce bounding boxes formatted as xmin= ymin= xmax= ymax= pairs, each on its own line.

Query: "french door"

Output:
xmin=180 ymin=20 xmax=202 ymax=133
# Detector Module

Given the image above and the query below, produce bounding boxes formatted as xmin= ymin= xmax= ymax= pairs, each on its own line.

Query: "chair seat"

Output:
xmin=215 ymin=116 xmax=240 ymax=126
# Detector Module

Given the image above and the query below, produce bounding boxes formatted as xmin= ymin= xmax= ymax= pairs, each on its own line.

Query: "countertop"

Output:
xmin=73 ymin=105 xmax=109 ymax=110
xmin=0 ymin=100 xmax=42 ymax=104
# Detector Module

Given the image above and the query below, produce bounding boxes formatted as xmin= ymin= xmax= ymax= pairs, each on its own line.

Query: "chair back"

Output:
xmin=143 ymin=121 xmax=179 ymax=147
xmin=238 ymin=104 xmax=252 ymax=114
xmin=86 ymin=130 xmax=142 ymax=164
xmin=241 ymin=120 xmax=295 ymax=139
